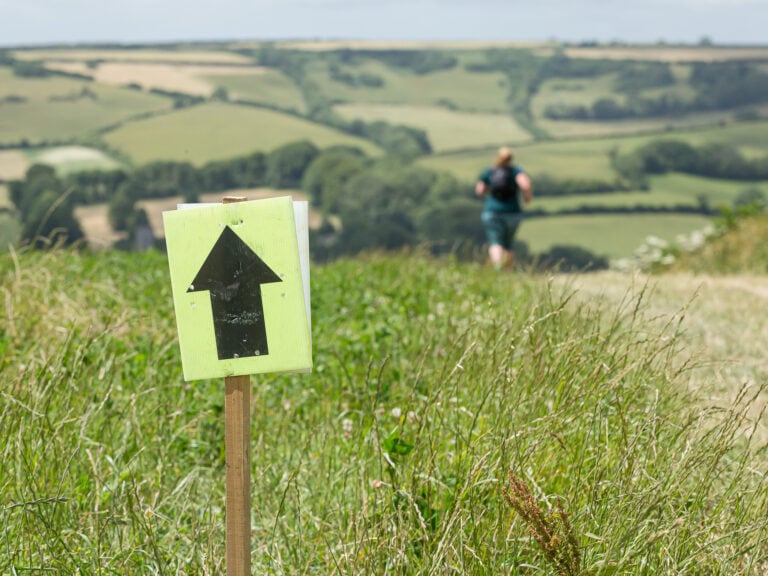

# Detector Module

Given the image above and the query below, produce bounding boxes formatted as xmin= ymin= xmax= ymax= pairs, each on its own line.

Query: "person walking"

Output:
xmin=475 ymin=146 xmax=533 ymax=270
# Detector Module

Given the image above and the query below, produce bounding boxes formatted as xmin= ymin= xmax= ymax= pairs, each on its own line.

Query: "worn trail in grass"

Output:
xmin=555 ymin=271 xmax=768 ymax=437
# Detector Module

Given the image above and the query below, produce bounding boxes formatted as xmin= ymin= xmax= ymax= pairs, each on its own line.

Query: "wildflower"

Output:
xmin=391 ymin=407 xmax=402 ymax=419
xmin=341 ymin=418 xmax=353 ymax=438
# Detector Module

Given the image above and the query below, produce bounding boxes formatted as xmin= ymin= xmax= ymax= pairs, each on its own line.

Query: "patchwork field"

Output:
xmin=12 ymin=48 xmax=251 ymax=64
xmin=306 ymin=60 xmax=510 ymax=112
xmin=420 ymin=139 xmax=619 ymax=182
xmin=28 ymin=146 xmax=123 ymax=175
xmin=0 ymin=68 xmax=171 ymax=144
xmin=199 ymin=69 xmax=306 ymax=112
xmin=561 ymin=45 xmax=768 ymax=62
xmin=333 ymin=103 xmax=532 ymax=152
xmin=102 ymin=102 xmax=382 ymax=165
xmin=421 ymin=119 xmax=768 ymax=183
xmin=0 ymin=213 xmax=19 ymax=248
xmin=535 ymin=173 xmax=768 ymax=213
xmin=0 ymin=150 xmax=29 ymax=181
xmin=44 ymin=61 xmax=269 ymax=97
xmin=519 ymin=213 xmax=713 ymax=258
xmin=535 ymin=110 xmax=737 ymax=140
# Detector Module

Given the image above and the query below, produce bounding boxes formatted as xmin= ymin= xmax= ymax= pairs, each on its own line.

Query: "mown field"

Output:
xmin=0 ymin=67 xmax=171 ymax=144
xmin=1 ymin=247 xmax=767 ymax=574
xmin=2 ymin=40 xmax=768 ymax=258
xmin=102 ymin=102 xmax=382 ymax=165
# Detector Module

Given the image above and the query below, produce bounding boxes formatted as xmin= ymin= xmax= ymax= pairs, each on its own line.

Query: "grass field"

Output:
xmin=2 ymin=249 xmax=767 ymax=573
xmin=531 ymin=74 xmax=628 ymax=114
xmin=561 ymin=44 xmax=768 ymax=62
xmin=0 ymin=212 xmax=19 ymax=248
xmin=306 ymin=60 xmax=510 ymax=112
xmin=12 ymin=48 xmax=252 ymax=64
xmin=0 ymin=150 xmax=30 ymax=181
xmin=0 ymin=67 xmax=171 ymax=144
xmin=528 ymin=73 xmax=733 ymax=139
xmin=27 ymin=146 xmax=123 ymax=175
xmin=201 ymin=68 xmax=307 ymax=113
xmin=535 ymin=173 xmax=766 ymax=212
xmin=420 ymin=139 xmax=619 ymax=182
xmin=519 ymin=212 xmax=713 ymax=257
xmin=420 ymin=119 xmax=768 ymax=183
xmin=334 ymin=103 xmax=532 ymax=152
xmin=44 ymin=61 xmax=269 ymax=97
xmin=102 ymin=102 xmax=382 ymax=165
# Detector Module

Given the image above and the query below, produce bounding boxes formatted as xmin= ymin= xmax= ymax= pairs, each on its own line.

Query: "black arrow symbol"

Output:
xmin=188 ymin=226 xmax=282 ymax=360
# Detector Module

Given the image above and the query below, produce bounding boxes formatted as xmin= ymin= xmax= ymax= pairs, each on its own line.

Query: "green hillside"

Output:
xmin=0 ymin=67 xmax=171 ymax=144
xmin=1 ymin=248 xmax=767 ymax=573
xmin=103 ymin=102 xmax=382 ymax=165
xmin=2 ymin=41 xmax=768 ymax=260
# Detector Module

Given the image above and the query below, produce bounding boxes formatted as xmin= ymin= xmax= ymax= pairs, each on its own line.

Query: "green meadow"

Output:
xmin=519 ymin=213 xmax=713 ymax=258
xmin=2 ymin=249 xmax=767 ymax=573
xmin=0 ymin=68 xmax=170 ymax=144
xmin=103 ymin=102 xmax=382 ymax=165
xmin=333 ymin=103 xmax=532 ymax=152
xmin=201 ymin=69 xmax=307 ymax=113
xmin=534 ymin=174 xmax=765 ymax=213
xmin=306 ymin=59 xmax=511 ymax=112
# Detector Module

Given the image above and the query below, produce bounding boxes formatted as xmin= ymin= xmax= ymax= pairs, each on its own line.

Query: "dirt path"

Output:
xmin=554 ymin=271 xmax=768 ymax=436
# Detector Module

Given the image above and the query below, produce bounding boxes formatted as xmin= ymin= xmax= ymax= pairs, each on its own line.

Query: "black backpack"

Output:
xmin=489 ymin=166 xmax=517 ymax=201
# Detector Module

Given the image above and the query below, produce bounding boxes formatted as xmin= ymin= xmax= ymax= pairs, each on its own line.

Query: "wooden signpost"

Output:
xmin=163 ymin=196 xmax=312 ymax=575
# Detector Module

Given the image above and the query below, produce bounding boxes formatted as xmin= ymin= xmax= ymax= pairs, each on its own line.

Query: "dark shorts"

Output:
xmin=481 ymin=211 xmax=523 ymax=250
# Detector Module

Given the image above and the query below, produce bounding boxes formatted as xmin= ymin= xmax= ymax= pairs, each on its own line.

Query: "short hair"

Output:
xmin=494 ymin=146 xmax=513 ymax=167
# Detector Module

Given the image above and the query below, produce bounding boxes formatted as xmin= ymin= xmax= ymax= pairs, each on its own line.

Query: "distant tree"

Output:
xmin=211 ymin=86 xmax=230 ymax=101
xmin=109 ymin=181 xmax=142 ymax=231
xmin=20 ymin=191 xmax=84 ymax=248
xmin=266 ymin=140 xmax=320 ymax=188
xmin=302 ymin=147 xmax=368 ymax=212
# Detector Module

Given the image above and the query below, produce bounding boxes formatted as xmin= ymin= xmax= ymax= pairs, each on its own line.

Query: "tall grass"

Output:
xmin=1 ymin=248 xmax=766 ymax=574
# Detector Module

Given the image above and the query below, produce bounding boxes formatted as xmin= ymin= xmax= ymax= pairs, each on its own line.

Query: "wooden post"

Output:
xmin=225 ymin=374 xmax=251 ymax=575
xmin=223 ymin=196 xmax=251 ymax=575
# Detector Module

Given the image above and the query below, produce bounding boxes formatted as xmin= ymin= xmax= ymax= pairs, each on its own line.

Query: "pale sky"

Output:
xmin=1 ymin=0 xmax=767 ymax=47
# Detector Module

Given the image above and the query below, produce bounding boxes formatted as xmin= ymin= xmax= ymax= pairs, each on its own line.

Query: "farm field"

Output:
xmin=102 ymin=102 xmax=382 ymax=165
xmin=535 ymin=173 xmax=768 ymax=212
xmin=0 ymin=150 xmax=29 ymax=181
xmin=3 ymin=40 xmax=768 ymax=260
xmin=420 ymin=140 xmax=619 ymax=182
xmin=333 ymin=103 xmax=532 ymax=152
xmin=27 ymin=146 xmax=123 ymax=175
xmin=560 ymin=44 xmax=768 ymax=62
xmin=200 ymin=69 xmax=306 ymax=112
xmin=12 ymin=48 xmax=252 ymax=64
xmin=306 ymin=60 xmax=510 ymax=112
xmin=0 ymin=68 xmax=171 ymax=144
xmin=44 ymin=61 xmax=268 ymax=97
xmin=535 ymin=110 xmax=737 ymax=140
xmin=519 ymin=213 xmax=713 ymax=258
xmin=421 ymin=119 xmax=768 ymax=183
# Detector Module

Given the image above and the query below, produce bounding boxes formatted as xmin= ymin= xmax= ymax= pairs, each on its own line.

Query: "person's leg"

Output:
xmin=489 ymin=243 xmax=507 ymax=270
xmin=482 ymin=211 xmax=513 ymax=270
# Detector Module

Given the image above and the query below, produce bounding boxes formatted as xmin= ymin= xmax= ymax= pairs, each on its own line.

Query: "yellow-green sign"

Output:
xmin=163 ymin=197 xmax=312 ymax=381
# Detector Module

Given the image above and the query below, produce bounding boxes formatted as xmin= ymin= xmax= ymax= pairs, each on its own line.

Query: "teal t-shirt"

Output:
xmin=480 ymin=165 xmax=524 ymax=213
